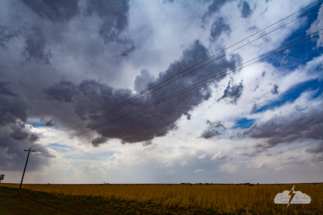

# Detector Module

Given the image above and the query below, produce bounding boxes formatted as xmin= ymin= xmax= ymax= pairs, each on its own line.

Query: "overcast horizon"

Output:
xmin=0 ymin=0 xmax=322 ymax=184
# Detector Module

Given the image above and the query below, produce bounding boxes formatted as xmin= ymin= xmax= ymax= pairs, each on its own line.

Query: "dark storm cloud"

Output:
xmin=240 ymin=102 xmax=323 ymax=149
xmin=45 ymin=40 xmax=239 ymax=143
xmin=0 ymin=0 xmax=135 ymax=142
xmin=239 ymin=1 xmax=252 ymax=18
xmin=22 ymin=27 xmax=51 ymax=64
xmin=306 ymin=141 xmax=323 ymax=154
xmin=270 ymin=84 xmax=279 ymax=94
xmin=0 ymin=25 xmax=20 ymax=49
xmin=134 ymin=69 xmax=155 ymax=94
xmin=22 ymin=0 xmax=80 ymax=23
xmin=91 ymin=136 xmax=108 ymax=147
xmin=209 ymin=17 xmax=231 ymax=42
xmin=10 ymin=129 xmax=29 ymax=140
xmin=0 ymin=79 xmax=30 ymax=126
xmin=43 ymin=80 xmax=77 ymax=103
xmin=217 ymin=78 xmax=244 ymax=104
xmin=201 ymin=120 xmax=225 ymax=139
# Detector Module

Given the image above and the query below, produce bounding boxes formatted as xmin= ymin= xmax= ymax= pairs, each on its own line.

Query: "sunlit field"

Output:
xmin=1 ymin=183 xmax=322 ymax=214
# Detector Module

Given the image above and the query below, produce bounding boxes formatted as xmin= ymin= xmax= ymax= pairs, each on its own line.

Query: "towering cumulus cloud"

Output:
xmin=44 ymin=41 xmax=239 ymax=143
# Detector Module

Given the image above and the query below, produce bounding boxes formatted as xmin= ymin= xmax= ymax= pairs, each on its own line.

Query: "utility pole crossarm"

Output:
xmin=19 ymin=148 xmax=35 ymax=189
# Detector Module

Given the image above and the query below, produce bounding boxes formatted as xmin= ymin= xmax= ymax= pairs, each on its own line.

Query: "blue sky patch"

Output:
xmin=232 ymin=118 xmax=255 ymax=129
xmin=265 ymin=3 xmax=323 ymax=71
xmin=26 ymin=120 xmax=45 ymax=127
xmin=256 ymin=78 xmax=323 ymax=113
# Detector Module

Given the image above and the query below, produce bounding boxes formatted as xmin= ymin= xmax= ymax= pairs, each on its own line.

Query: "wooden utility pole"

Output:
xmin=19 ymin=148 xmax=35 ymax=189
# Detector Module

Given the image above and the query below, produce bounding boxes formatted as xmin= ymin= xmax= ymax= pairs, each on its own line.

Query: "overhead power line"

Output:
xmin=31 ymin=29 xmax=323 ymax=152
xmin=64 ymin=1 xmax=323 ymax=133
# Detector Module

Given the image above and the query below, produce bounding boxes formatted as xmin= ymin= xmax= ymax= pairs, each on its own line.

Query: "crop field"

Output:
xmin=1 ymin=183 xmax=322 ymax=214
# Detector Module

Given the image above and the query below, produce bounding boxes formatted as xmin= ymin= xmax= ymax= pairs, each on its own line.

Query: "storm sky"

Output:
xmin=0 ymin=0 xmax=322 ymax=184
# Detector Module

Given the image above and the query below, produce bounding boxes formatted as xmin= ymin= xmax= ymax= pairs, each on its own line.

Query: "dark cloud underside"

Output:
xmin=45 ymin=40 xmax=239 ymax=143
xmin=241 ymin=102 xmax=323 ymax=148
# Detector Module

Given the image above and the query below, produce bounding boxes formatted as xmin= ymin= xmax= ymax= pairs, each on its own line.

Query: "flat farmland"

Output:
xmin=0 ymin=183 xmax=322 ymax=214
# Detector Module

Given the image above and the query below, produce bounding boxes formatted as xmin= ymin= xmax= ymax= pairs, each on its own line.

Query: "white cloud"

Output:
xmin=197 ymin=154 xmax=206 ymax=159
xmin=211 ymin=151 xmax=231 ymax=161
xmin=307 ymin=6 xmax=323 ymax=47
xmin=180 ymin=160 xmax=189 ymax=167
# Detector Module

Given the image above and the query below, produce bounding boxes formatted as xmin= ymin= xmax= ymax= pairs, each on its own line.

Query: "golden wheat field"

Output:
xmin=1 ymin=183 xmax=322 ymax=214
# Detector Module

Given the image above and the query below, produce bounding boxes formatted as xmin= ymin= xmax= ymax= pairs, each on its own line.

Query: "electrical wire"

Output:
xmin=63 ymin=1 xmax=323 ymax=133
xmin=31 ymin=29 xmax=323 ymax=152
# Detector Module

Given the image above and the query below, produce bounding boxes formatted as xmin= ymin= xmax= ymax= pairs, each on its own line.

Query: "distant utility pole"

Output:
xmin=19 ymin=148 xmax=35 ymax=189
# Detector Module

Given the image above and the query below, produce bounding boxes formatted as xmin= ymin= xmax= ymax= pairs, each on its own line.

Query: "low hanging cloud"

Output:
xmin=217 ymin=78 xmax=244 ymax=104
xmin=44 ymin=40 xmax=239 ymax=143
